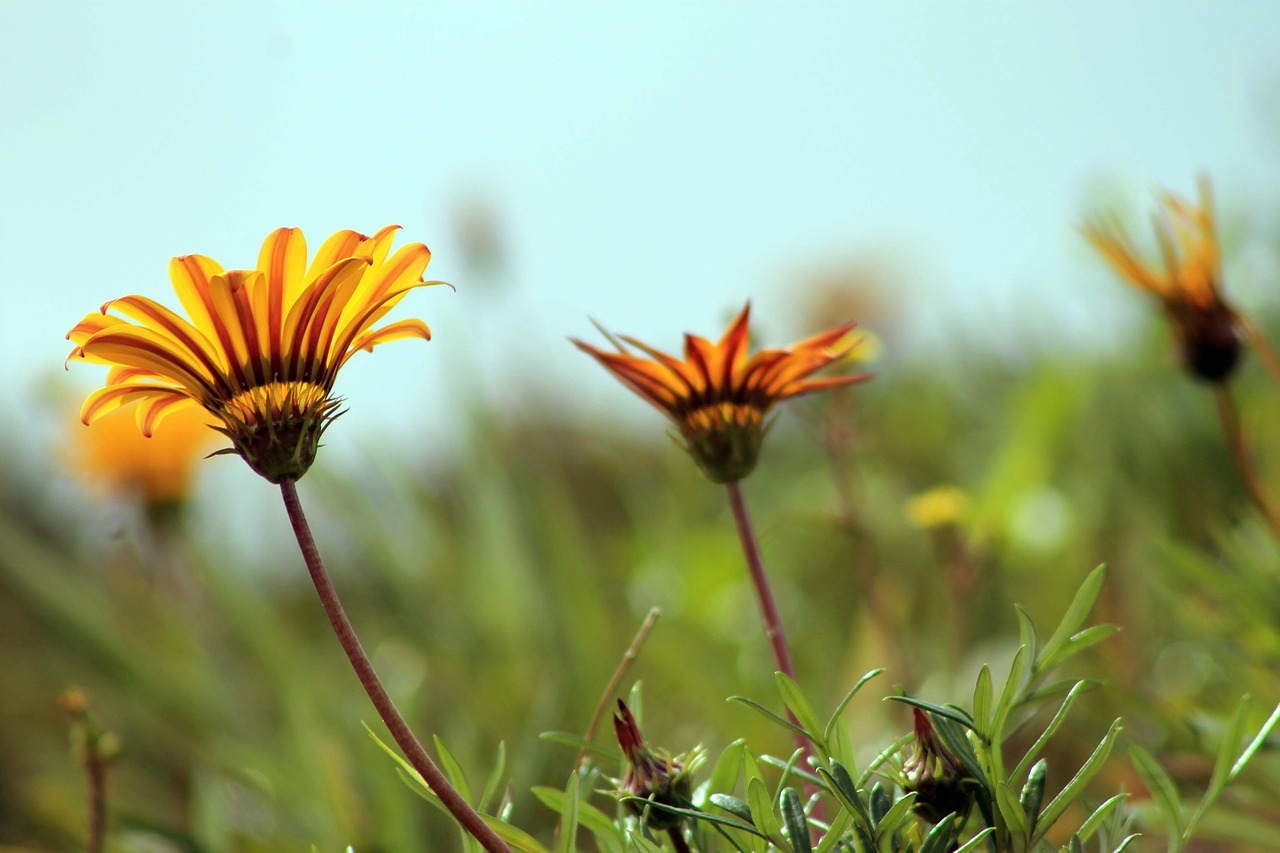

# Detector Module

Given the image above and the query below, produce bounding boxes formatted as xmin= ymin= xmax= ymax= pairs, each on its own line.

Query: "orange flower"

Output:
xmin=73 ymin=401 xmax=220 ymax=506
xmin=1083 ymin=176 xmax=1240 ymax=381
xmin=66 ymin=226 xmax=441 ymax=482
xmin=574 ymin=303 xmax=870 ymax=482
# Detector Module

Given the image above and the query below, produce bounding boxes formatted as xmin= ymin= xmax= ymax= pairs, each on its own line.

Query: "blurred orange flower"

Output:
xmin=66 ymin=226 xmax=442 ymax=482
xmin=575 ymin=303 xmax=870 ymax=482
xmin=1083 ymin=176 xmax=1240 ymax=381
xmin=74 ymin=401 xmax=220 ymax=505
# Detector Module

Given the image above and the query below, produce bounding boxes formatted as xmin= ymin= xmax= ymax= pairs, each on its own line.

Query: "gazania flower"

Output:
xmin=1083 ymin=177 xmax=1240 ymax=382
xmin=612 ymin=699 xmax=696 ymax=831
xmin=574 ymin=303 xmax=870 ymax=482
xmin=903 ymin=708 xmax=974 ymax=824
xmin=72 ymin=400 xmax=220 ymax=507
xmin=67 ymin=226 xmax=440 ymax=482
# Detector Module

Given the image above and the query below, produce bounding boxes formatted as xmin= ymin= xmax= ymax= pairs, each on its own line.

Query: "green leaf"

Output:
xmin=873 ymin=790 xmax=918 ymax=841
xmin=1015 ymin=605 xmax=1038 ymax=667
xmin=814 ymin=810 xmax=851 ymax=853
xmin=1128 ymin=744 xmax=1183 ymax=845
xmin=1112 ymin=834 xmax=1141 ymax=852
xmin=434 ymin=735 xmax=473 ymax=803
xmin=1038 ymin=565 xmax=1106 ymax=673
xmin=730 ymin=695 xmax=811 ymax=740
xmin=1183 ymin=695 xmax=1251 ymax=838
xmin=997 ymin=780 xmax=1030 ymax=846
xmin=933 ymin=714 xmax=990 ymax=790
xmin=747 ymin=776 xmax=788 ymax=848
xmin=1010 ymin=681 xmax=1088 ymax=783
xmin=973 ymin=665 xmax=994 ymax=738
xmin=818 ymin=763 xmax=872 ymax=832
xmin=859 ymin=733 xmax=913 ymax=788
xmin=644 ymin=798 xmax=763 ymax=836
xmin=627 ymin=831 xmax=665 ymax=853
xmin=1074 ymin=794 xmax=1128 ymax=843
xmin=1034 ymin=718 xmax=1121 ymax=837
xmin=1229 ymin=698 xmax=1280 ymax=781
xmin=991 ymin=645 xmax=1028 ymax=748
xmin=484 ymin=815 xmax=553 ymax=853
xmin=479 ymin=741 xmax=506 ymax=814
xmin=823 ymin=669 xmax=885 ymax=749
xmin=532 ymin=787 xmax=625 ymax=853
xmin=780 ymin=788 xmax=812 ymax=853
xmin=952 ymin=827 xmax=995 ymax=853
xmin=540 ymin=731 xmax=622 ymax=762
xmin=919 ymin=814 xmax=958 ymax=853
xmin=710 ymin=793 xmax=755 ymax=825
xmin=776 ymin=673 xmax=825 ymax=754
xmin=555 ymin=771 xmax=581 ymax=853
xmin=704 ymin=740 xmax=746 ymax=807
xmin=1020 ymin=759 xmax=1048 ymax=837
xmin=886 ymin=696 xmax=976 ymax=731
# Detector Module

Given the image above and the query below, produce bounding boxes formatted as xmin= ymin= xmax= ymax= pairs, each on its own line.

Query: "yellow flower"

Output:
xmin=904 ymin=485 xmax=968 ymax=530
xmin=67 ymin=226 xmax=440 ymax=482
xmin=574 ymin=303 xmax=870 ymax=482
xmin=73 ymin=401 xmax=219 ymax=505
xmin=1083 ymin=176 xmax=1240 ymax=382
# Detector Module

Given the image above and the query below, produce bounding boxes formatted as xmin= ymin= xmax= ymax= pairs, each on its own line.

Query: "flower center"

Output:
xmin=215 ymin=381 xmax=342 ymax=483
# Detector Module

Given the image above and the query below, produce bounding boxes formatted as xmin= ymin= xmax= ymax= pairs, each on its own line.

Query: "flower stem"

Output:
xmin=667 ymin=826 xmax=693 ymax=853
xmin=1213 ymin=385 xmax=1280 ymax=538
xmin=575 ymin=606 xmax=661 ymax=772
xmin=85 ymin=750 xmax=106 ymax=853
xmin=724 ymin=479 xmax=825 ymax=831
xmin=1240 ymin=315 xmax=1280 ymax=387
xmin=280 ymin=481 xmax=511 ymax=853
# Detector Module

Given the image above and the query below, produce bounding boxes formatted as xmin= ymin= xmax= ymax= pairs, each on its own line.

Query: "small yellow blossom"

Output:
xmin=905 ymin=485 xmax=969 ymax=530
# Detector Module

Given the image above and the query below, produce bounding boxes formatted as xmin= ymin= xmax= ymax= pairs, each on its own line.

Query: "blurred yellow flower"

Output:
xmin=73 ymin=401 xmax=220 ymax=505
xmin=905 ymin=485 xmax=968 ymax=530
xmin=575 ymin=303 xmax=870 ymax=482
xmin=67 ymin=226 xmax=441 ymax=482
xmin=1082 ymin=176 xmax=1240 ymax=382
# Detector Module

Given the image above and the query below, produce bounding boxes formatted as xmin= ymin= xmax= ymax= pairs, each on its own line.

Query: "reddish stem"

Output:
xmin=280 ymin=481 xmax=511 ymax=853
xmin=725 ymin=479 xmax=826 ymax=832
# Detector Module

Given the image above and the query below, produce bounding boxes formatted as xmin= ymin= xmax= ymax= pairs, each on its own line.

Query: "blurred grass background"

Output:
xmin=6 ymin=276 xmax=1280 ymax=850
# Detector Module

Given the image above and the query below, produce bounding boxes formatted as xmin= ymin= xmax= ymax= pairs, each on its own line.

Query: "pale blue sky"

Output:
xmin=5 ymin=2 xmax=1280 ymax=472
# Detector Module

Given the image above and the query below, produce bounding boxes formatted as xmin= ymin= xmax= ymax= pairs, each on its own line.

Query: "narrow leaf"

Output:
xmin=824 ymin=669 xmax=885 ymax=748
xmin=780 ymin=788 xmax=812 ymax=853
xmin=1035 ymin=718 xmax=1122 ymax=836
xmin=776 ymin=673 xmax=825 ymax=753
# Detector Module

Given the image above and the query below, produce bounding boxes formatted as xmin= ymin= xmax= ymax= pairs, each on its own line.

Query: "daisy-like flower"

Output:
xmin=574 ymin=303 xmax=870 ymax=482
xmin=67 ymin=226 xmax=440 ymax=483
xmin=1083 ymin=176 xmax=1240 ymax=382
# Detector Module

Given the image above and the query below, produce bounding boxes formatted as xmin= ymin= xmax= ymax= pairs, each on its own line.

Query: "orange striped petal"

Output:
xmin=81 ymin=383 xmax=186 ymax=425
xmin=256 ymin=227 xmax=308 ymax=319
xmin=342 ymin=318 xmax=432 ymax=363
xmin=136 ymin=394 xmax=200 ymax=437
xmin=340 ymin=241 xmax=431 ymax=334
xmin=80 ymin=325 xmax=219 ymax=394
xmin=101 ymin=294 xmax=226 ymax=379
xmin=305 ymin=229 xmax=368 ymax=283
xmin=168 ymin=254 xmax=227 ymax=341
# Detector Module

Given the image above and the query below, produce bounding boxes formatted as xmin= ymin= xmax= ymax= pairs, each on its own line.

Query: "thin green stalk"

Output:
xmin=575 ymin=606 xmax=661 ymax=772
xmin=280 ymin=480 xmax=512 ymax=853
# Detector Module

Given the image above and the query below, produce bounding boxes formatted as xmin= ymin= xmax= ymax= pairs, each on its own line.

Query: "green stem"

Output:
xmin=280 ymin=481 xmax=511 ymax=853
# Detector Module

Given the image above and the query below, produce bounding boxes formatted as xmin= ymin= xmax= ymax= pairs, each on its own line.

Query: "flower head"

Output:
xmin=903 ymin=708 xmax=974 ymax=824
xmin=67 ymin=226 xmax=440 ymax=482
xmin=575 ymin=304 xmax=870 ymax=482
xmin=612 ymin=699 xmax=695 ymax=831
xmin=1083 ymin=176 xmax=1240 ymax=382
xmin=72 ymin=400 xmax=219 ymax=508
